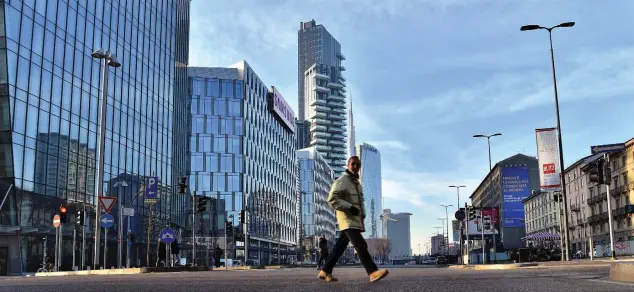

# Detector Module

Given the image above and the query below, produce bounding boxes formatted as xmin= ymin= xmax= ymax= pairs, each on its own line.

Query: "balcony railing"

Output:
xmin=586 ymin=195 xmax=603 ymax=205
xmin=621 ymin=185 xmax=628 ymax=194
xmin=570 ymin=204 xmax=580 ymax=212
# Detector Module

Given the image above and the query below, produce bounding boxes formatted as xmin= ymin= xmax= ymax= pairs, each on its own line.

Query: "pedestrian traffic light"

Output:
xmin=197 ymin=196 xmax=207 ymax=213
xmin=178 ymin=176 xmax=188 ymax=193
xmin=59 ymin=205 xmax=68 ymax=223
xmin=553 ymin=193 xmax=562 ymax=202
xmin=225 ymin=221 xmax=233 ymax=233
xmin=239 ymin=209 xmax=246 ymax=224
xmin=76 ymin=209 xmax=84 ymax=225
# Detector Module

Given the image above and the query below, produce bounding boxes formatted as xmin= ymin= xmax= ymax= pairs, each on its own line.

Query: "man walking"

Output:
xmin=318 ymin=156 xmax=389 ymax=283
xmin=317 ymin=235 xmax=328 ymax=270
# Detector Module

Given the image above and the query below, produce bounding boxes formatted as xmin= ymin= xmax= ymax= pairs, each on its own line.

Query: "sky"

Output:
xmin=189 ymin=0 xmax=634 ymax=254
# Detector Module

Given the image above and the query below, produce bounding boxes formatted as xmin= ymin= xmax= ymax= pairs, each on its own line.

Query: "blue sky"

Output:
xmin=190 ymin=0 xmax=634 ymax=253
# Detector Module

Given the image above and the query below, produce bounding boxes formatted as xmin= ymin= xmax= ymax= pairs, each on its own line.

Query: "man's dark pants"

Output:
xmin=318 ymin=249 xmax=328 ymax=269
xmin=322 ymin=229 xmax=378 ymax=275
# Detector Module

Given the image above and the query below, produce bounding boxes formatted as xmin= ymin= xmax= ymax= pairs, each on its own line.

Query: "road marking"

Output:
xmin=588 ymin=279 xmax=634 ymax=287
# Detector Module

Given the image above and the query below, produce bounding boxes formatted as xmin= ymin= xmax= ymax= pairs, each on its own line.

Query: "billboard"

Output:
xmin=452 ymin=220 xmax=460 ymax=242
xmin=536 ymin=128 xmax=561 ymax=191
xmin=502 ymin=167 xmax=531 ymax=227
xmin=269 ymin=86 xmax=295 ymax=133
xmin=465 ymin=208 xmax=499 ymax=237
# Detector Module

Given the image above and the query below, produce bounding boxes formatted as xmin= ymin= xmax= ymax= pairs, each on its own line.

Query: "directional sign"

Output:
xmin=591 ymin=143 xmax=626 ymax=155
xmin=145 ymin=177 xmax=158 ymax=199
xmin=99 ymin=196 xmax=117 ymax=213
xmin=100 ymin=214 xmax=115 ymax=229
xmin=159 ymin=228 xmax=176 ymax=244
xmin=53 ymin=215 xmax=61 ymax=228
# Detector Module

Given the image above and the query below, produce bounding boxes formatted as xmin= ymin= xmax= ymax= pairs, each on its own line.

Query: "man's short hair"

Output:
xmin=348 ymin=156 xmax=360 ymax=164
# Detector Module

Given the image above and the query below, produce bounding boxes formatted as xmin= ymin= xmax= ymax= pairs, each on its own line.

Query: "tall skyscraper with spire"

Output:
xmin=348 ymin=92 xmax=356 ymax=157
xmin=298 ymin=20 xmax=348 ymax=176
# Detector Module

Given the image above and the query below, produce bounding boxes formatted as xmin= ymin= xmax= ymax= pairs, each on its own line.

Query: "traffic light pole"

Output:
xmin=224 ymin=222 xmax=228 ymax=270
xmin=605 ymin=154 xmax=616 ymax=259
xmin=54 ymin=226 xmax=59 ymax=270
xmin=192 ymin=195 xmax=196 ymax=266
xmin=72 ymin=228 xmax=77 ymax=270
xmin=82 ymin=208 xmax=86 ymax=270
xmin=465 ymin=203 xmax=469 ymax=265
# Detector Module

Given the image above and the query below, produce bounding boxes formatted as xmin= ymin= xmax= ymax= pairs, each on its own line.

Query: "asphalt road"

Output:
xmin=1 ymin=265 xmax=633 ymax=292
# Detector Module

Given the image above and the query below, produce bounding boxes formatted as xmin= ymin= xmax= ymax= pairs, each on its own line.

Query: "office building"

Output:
xmin=469 ymin=154 xmax=540 ymax=252
xmin=295 ymin=119 xmax=310 ymax=149
xmin=431 ymin=234 xmax=444 ymax=256
xmin=356 ymin=143 xmax=382 ymax=238
xmin=297 ymin=147 xmax=336 ymax=252
xmin=0 ymin=0 xmax=190 ymax=275
xmin=298 ymin=20 xmax=347 ymax=177
xmin=383 ymin=209 xmax=412 ymax=261
xmin=188 ymin=62 xmax=298 ymax=265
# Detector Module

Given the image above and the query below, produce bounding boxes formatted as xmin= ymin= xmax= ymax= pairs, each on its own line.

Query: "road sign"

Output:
xmin=122 ymin=207 xmax=135 ymax=216
xmin=455 ymin=210 xmax=465 ymax=221
xmin=100 ymin=214 xmax=115 ymax=229
xmin=53 ymin=215 xmax=61 ymax=228
xmin=591 ymin=143 xmax=626 ymax=155
xmin=99 ymin=196 xmax=118 ymax=213
xmin=145 ymin=176 xmax=158 ymax=199
xmin=159 ymin=228 xmax=176 ymax=244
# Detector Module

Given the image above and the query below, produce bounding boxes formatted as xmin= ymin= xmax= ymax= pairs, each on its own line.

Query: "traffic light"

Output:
xmin=76 ymin=209 xmax=84 ymax=225
xmin=553 ymin=193 xmax=562 ymax=202
xmin=586 ymin=159 xmax=605 ymax=185
xmin=239 ymin=209 xmax=246 ymax=224
xmin=603 ymin=161 xmax=611 ymax=186
xmin=178 ymin=176 xmax=188 ymax=193
xmin=468 ymin=208 xmax=476 ymax=221
xmin=225 ymin=221 xmax=233 ymax=233
xmin=59 ymin=205 xmax=68 ymax=223
xmin=129 ymin=233 xmax=136 ymax=243
xmin=197 ymin=196 xmax=207 ymax=213
xmin=625 ymin=205 xmax=634 ymax=214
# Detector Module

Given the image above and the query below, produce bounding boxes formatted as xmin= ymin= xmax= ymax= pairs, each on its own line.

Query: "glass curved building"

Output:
xmin=297 ymin=147 xmax=336 ymax=255
xmin=356 ymin=143 xmax=383 ymax=238
xmin=0 ymin=0 xmax=190 ymax=274
xmin=188 ymin=61 xmax=298 ymax=265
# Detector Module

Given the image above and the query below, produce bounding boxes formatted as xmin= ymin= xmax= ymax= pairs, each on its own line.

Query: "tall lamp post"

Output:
xmin=91 ymin=49 xmax=121 ymax=269
xmin=520 ymin=21 xmax=575 ymax=262
xmin=473 ymin=133 xmax=502 ymax=263
xmin=449 ymin=186 xmax=466 ymax=263
xmin=440 ymin=205 xmax=452 ymax=256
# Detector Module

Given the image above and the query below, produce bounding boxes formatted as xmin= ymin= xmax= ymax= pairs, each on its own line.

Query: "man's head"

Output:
xmin=347 ymin=156 xmax=361 ymax=174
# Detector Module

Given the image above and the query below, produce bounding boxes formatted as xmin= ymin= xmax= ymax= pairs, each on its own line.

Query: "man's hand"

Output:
xmin=349 ymin=206 xmax=360 ymax=216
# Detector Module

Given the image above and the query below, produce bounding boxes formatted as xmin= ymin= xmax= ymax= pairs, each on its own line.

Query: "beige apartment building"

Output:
xmin=522 ymin=190 xmax=563 ymax=245
xmin=565 ymin=137 xmax=634 ymax=255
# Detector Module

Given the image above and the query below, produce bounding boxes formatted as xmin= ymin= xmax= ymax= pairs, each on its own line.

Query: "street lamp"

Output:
xmin=473 ymin=133 xmax=502 ymax=263
xmin=440 ymin=205 xmax=452 ymax=256
xmin=520 ymin=21 xmax=575 ymax=262
xmin=92 ymin=48 xmax=121 ymax=269
xmin=449 ymin=186 xmax=466 ymax=263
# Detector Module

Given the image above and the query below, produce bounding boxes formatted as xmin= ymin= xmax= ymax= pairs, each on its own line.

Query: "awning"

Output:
xmin=521 ymin=231 xmax=561 ymax=241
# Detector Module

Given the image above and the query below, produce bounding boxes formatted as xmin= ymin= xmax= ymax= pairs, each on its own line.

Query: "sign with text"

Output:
xmin=145 ymin=176 xmax=158 ymax=199
xmin=269 ymin=86 xmax=295 ymax=133
xmin=502 ymin=167 xmax=531 ymax=228
xmin=536 ymin=128 xmax=562 ymax=191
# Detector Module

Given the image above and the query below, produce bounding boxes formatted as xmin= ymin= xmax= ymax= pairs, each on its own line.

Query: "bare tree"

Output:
xmin=367 ymin=238 xmax=392 ymax=262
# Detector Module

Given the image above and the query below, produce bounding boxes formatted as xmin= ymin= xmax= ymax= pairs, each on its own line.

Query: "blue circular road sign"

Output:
xmin=100 ymin=213 xmax=115 ymax=229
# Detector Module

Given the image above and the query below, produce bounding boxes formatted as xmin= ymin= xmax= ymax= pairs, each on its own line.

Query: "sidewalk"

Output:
xmin=34 ymin=266 xmax=213 ymax=277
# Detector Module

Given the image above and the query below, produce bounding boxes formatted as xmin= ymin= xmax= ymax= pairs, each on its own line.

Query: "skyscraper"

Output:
xmin=0 ymin=0 xmax=190 ymax=274
xmin=298 ymin=20 xmax=347 ymax=176
xmin=188 ymin=62 xmax=298 ymax=265
xmin=356 ymin=143 xmax=382 ymax=238
xmin=348 ymin=94 xmax=356 ymax=157
xmin=383 ymin=209 xmax=413 ymax=261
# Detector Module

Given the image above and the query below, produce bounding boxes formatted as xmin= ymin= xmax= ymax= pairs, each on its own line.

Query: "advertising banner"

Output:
xmin=502 ymin=167 xmax=531 ymax=227
xmin=452 ymin=220 xmax=460 ymax=242
xmin=536 ymin=128 xmax=561 ymax=190
xmin=465 ymin=208 xmax=499 ymax=237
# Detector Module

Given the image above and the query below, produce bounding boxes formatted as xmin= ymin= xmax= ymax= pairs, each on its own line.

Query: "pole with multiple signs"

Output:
xmin=144 ymin=177 xmax=158 ymax=267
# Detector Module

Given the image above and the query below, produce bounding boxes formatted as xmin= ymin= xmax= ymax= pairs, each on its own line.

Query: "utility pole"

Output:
xmin=604 ymin=154 xmax=616 ymax=259
xmin=480 ymin=203 xmax=485 ymax=264
xmin=465 ymin=203 xmax=470 ymax=264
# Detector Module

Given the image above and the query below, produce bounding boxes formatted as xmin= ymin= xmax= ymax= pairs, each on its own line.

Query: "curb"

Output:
xmin=35 ymin=266 xmax=213 ymax=277
xmin=610 ymin=263 xmax=634 ymax=283
xmin=449 ymin=263 xmax=538 ymax=270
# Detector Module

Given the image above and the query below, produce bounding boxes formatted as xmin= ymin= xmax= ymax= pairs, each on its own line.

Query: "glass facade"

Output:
xmin=297 ymin=147 xmax=336 ymax=253
xmin=357 ymin=143 xmax=382 ymax=238
xmin=188 ymin=62 xmax=298 ymax=265
xmin=0 ymin=0 xmax=190 ymax=274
